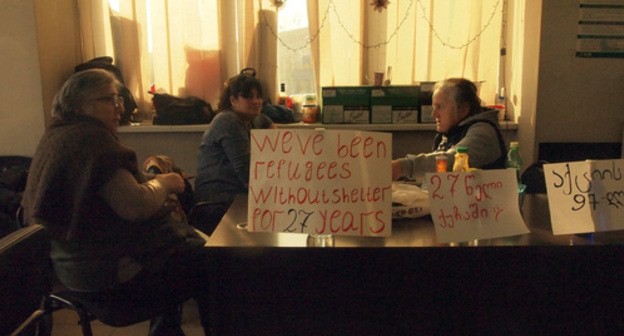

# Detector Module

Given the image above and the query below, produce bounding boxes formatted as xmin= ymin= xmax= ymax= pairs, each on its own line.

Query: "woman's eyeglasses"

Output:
xmin=94 ymin=94 xmax=124 ymax=108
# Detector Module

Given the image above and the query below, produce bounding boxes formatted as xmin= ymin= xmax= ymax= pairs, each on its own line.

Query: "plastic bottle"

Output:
xmin=435 ymin=155 xmax=448 ymax=173
xmin=277 ymin=83 xmax=293 ymax=109
xmin=452 ymin=146 xmax=470 ymax=172
xmin=495 ymin=87 xmax=506 ymax=120
xmin=383 ymin=66 xmax=393 ymax=86
xmin=506 ymin=141 xmax=522 ymax=182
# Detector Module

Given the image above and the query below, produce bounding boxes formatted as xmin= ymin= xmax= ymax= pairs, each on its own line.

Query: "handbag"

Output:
xmin=151 ymin=93 xmax=215 ymax=125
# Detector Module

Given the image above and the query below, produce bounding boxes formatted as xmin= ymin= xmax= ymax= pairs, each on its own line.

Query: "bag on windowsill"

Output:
xmin=151 ymin=93 xmax=215 ymax=125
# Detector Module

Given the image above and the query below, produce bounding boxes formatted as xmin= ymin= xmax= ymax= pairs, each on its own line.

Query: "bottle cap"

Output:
xmin=456 ymin=146 xmax=468 ymax=153
xmin=509 ymin=141 xmax=519 ymax=149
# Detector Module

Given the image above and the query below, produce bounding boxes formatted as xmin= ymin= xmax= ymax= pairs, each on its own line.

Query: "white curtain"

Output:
xmin=76 ymin=0 xmax=273 ymax=114
xmin=77 ymin=0 xmax=502 ymax=115
xmin=308 ymin=0 xmax=503 ymax=103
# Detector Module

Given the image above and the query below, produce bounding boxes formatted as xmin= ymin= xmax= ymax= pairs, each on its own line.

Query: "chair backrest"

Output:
xmin=0 ymin=224 xmax=50 ymax=335
xmin=0 ymin=155 xmax=32 ymax=193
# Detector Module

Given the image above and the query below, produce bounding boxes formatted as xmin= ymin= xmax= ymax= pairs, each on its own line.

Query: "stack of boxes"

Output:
xmin=417 ymin=81 xmax=436 ymax=124
xmin=370 ymin=86 xmax=420 ymax=124
xmin=320 ymin=84 xmax=436 ymax=124
xmin=320 ymin=86 xmax=371 ymax=124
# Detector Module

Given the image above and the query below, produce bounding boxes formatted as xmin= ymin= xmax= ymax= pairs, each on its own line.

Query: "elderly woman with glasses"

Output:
xmin=22 ymin=68 xmax=213 ymax=335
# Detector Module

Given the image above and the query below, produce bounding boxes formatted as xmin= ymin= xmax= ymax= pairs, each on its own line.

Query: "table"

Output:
xmin=205 ymin=194 xmax=624 ymax=335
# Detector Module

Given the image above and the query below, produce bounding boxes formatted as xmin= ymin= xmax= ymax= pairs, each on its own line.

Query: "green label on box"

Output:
xmin=322 ymin=86 xmax=371 ymax=106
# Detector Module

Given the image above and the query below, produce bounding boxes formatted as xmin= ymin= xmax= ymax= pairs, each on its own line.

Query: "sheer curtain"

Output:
xmin=77 ymin=0 xmax=270 ymax=114
xmin=307 ymin=0 xmax=502 ymax=103
xmin=77 ymin=0 xmax=502 ymax=115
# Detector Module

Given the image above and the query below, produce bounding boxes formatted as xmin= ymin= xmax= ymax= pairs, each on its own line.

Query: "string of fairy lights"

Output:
xmin=260 ymin=1 xmax=332 ymax=52
xmin=260 ymin=0 xmax=502 ymax=52
xmin=416 ymin=0 xmax=502 ymax=50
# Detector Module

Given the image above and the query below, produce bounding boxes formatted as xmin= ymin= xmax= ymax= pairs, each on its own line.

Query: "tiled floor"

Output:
xmin=51 ymin=299 xmax=204 ymax=336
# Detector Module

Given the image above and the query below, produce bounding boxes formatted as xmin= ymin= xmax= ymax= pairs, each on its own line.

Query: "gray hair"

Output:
xmin=52 ymin=68 xmax=121 ymax=119
xmin=434 ymin=78 xmax=482 ymax=116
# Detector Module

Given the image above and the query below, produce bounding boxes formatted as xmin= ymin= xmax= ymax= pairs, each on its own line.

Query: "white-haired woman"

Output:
xmin=392 ymin=77 xmax=507 ymax=181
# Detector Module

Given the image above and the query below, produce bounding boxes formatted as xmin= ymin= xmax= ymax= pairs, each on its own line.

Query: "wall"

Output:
xmin=536 ymin=2 xmax=624 ymax=145
xmin=0 ymin=0 xmax=81 ymax=157
xmin=0 ymin=0 xmax=45 ymax=156
xmin=34 ymin=0 xmax=82 ymax=128
xmin=509 ymin=1 xmax=542 ymax=166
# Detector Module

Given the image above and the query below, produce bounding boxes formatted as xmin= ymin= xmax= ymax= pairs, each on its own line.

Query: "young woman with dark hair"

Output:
xmin=193 ymin=73 xmax=274 ymax=235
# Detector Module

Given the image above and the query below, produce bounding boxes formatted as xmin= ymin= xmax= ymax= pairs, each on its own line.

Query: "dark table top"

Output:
xmin=205 ymin=193 xmax=619 ymax=248
xmin=204 ymin=194 xmax=624 ymax=335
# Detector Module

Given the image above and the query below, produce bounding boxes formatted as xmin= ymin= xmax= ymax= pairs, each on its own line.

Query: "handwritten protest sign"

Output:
xmin=544 ymin=159 xmax=624 ymax=235
xmin=248 ymin=129 xmax=392 ymax=236
xmin=426 ymin=169 xmax=528 ymax=243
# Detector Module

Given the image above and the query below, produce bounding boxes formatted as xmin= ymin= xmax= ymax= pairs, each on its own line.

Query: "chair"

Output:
xmin=42 ymin=248 xmax=188 ymax=336
xmin=43 ymin=270 xmax=185 ymax=336
xmin=0 ymin=224 xmax=50 ymax=336
xmin=44 ymin=289 xmax=180 ymax=336
xmin=0 ymin=156 xmax=31 ymax=226
xmin=188 ymin=201 xmax=232 ymax=236
xmin=521 ymin=160 xmax=548 ymax=194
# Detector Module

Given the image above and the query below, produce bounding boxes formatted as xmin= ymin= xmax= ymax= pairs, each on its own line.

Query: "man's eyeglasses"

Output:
xmin=94 ymin=94 xmax=124 ymax=108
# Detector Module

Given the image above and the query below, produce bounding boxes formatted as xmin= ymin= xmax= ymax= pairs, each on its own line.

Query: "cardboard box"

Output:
xmin=420 ymin=105 xmax=434 ymax=123
xmin=392 ymin=107 xmax=419 ymax=124
xmin=370 ymin=87 xmax=392 ymax=123
xmin=344 ymin=107 xmax=370 ymax=124
xmin=418 ymin=81 xmax=436 ymax=123
xmin=369 ymin=86 xmax=420 ymax=124
xmin=321 ymin=86 xmax=371 ymax=124
xmin=371 ymin=104 xmax=392 ymax=123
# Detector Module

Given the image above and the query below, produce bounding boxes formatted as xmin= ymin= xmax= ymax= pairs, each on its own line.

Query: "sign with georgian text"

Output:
xmin=248 ymin=129 xmax=392 ymax=236
xmin=544 ymin=159 xmax=624 ymax=235
xmin=426 ymin=169 xmax=528 ymax=243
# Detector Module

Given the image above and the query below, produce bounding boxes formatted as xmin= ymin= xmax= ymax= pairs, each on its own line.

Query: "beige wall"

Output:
xmin=510 ymin=1 xmax=542 ymax=166
xmin=35 ymin=0 xmax=83 ymax=127
xmin=536 ymin=1 xmax=624 ymax=145
xmin=0 ymin=0 xmax=45 ymax=156
xmin=0 ymin=0 xmax=82 ymax=157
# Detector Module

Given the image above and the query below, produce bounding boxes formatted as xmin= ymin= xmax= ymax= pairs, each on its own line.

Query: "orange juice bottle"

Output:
xmin=452 ymin=146 xmax=470 ymax=172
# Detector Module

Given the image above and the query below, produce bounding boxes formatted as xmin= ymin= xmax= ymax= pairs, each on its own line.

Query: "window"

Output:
xmin=277 ymin=1 xmax=316 ymax=98
xmin=80 ymin=0 xmax=504 ymax=114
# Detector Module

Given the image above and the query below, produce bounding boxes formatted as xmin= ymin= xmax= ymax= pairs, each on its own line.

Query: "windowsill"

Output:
xmin=118 ymin=122 xmax=210 ymax=133
xmin=118 ymin=120 xmax=519 ymax=133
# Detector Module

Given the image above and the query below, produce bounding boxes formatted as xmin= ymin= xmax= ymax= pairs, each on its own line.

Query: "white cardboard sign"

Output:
xmin=247 ymin=129 xmax=392 ymax=237
xmin=426 ymin=169 xmax=529 ymax=243
xmin=544 ymin=159 xmax=624 ymax=235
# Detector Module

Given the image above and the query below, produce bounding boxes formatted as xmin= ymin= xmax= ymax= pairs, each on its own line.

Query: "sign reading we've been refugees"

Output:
xmin=248 ymin=129 xmax=392 ymax=237
xmin=544 ymin=159 xmax=624 ymax=235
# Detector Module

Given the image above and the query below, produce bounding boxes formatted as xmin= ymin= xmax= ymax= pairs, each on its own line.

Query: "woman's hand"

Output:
xmin=392 ymin=160 xmax=404 ymax=180
xmin=154 ymin=172 xmax=186 ymax=194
